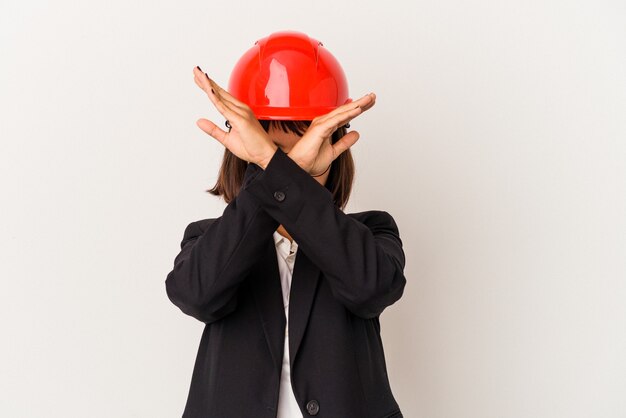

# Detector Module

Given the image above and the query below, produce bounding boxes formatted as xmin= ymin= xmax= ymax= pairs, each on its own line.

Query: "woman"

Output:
xmin=166 ymin=31 xmax=406 ymax=418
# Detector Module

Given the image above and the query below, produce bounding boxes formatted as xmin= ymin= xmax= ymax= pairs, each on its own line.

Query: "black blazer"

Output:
xmin=166 ymin=147 xmax=407 ymax=418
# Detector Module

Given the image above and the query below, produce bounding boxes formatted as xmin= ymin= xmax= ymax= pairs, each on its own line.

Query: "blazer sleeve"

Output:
xmin=165 ymin=162 xmax=280 ymax=324
xmin=245 ymin=147 xmax=407 ymax=319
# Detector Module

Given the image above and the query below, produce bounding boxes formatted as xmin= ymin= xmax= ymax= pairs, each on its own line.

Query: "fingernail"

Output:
xmin=196 ymin=65 xmax=202 ymax=71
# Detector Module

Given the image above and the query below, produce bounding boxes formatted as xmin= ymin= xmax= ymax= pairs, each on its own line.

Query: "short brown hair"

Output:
xmin=206 ymin=120 xmax=355 ymax=211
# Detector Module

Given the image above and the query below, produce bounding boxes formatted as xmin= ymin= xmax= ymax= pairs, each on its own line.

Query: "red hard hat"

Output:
xmin=227 ymin=30 xmax=352 ymax=120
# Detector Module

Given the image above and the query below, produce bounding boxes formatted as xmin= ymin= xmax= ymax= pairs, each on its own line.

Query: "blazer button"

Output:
xmin=306 ymin=399 xmax=319 ymax=415
xmin=273 ymin=191 xmax=286 ymax=202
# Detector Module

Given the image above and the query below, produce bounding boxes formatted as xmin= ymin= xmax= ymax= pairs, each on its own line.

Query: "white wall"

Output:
xmin=1 ymin=0 xmax=624 ymax=417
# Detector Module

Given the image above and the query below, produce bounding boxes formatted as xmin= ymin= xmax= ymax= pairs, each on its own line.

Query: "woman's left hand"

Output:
xmin=287 ymin=93 xmax=377 ymax=176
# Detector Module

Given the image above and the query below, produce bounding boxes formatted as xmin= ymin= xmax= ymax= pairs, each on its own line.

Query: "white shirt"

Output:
xmin=273 ymin=230 xmax=304 ymax=418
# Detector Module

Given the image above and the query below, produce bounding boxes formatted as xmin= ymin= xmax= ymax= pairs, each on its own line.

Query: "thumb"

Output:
xmin=196 ymin=118 xmax=228 ymax=144
xmin=332 ymin=130 xmax=360 ymax=157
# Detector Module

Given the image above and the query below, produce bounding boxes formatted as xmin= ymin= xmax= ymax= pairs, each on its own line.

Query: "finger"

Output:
xmin=193 ymin=68 xmax=250 ymax=112
xmin=343 ymin=93 xmax=375 ymax=114
xmin=193 ymin=66 xmax=213 ymax=94
xmin=192 ymin=68 xmax=245 ymax=121
xmin=205 ymin=76 xmax=251 ymax=110
xmin=318 ymin=93 xmax=375 ymax=122
xmin=210 ymin=93 xmax=244 ymax=124
xmin=193 ymin=67 xmax=245 ymax=116
xmin=329 ymin=93 xmax=376 ymax=128
xmin=359 ymin=93 xmax=376 ymax=112
xmin=317 ymin=104 xmax=365 ymax=135
xmin=196 ymin=118 xmax=228 ymax=145
xmin=332 ymin=130 xmax=360 ymax=157
xmin=196 ymin=72 xmax=246 ymax=114
xmin=192 ymin=68 xmax=240 ymax=110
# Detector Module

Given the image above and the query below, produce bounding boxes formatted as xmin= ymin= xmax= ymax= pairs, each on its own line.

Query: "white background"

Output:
xmin=1 ymin=1 xmax=625 ymax=417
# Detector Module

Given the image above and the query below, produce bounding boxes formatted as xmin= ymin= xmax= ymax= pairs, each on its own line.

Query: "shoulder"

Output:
xmin=180 ymin=217 xmax=219 ymax=245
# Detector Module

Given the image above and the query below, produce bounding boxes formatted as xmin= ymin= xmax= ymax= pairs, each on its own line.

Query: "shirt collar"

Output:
xmin=273 ymin=230 xmax=298 ymax=253
xmin=272 ymin=230 xmax=285 ymax=246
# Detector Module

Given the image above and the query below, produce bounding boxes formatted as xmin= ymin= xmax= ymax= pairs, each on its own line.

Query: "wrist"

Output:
xmin=256 ymin=144 xmax=278 ymax=170
xmin=283 ymin=151 xmax=308 ymax=173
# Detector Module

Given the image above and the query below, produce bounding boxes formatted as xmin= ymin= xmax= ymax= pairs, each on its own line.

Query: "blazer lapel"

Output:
xmin=252 ymin=238 xmax=287 ymax=371
xmin=251 ymin=237 xmax=321 ymax=373
xmin=288 ymin=247 xmax=321 ymax=370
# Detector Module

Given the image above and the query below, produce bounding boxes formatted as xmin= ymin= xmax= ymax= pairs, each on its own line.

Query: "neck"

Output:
xmin=276 ymin=224 xmax=293 ymax=243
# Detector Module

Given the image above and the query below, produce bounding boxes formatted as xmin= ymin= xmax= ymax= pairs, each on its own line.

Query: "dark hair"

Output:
xmin=206 ymin=120 xmax=355 ymax=211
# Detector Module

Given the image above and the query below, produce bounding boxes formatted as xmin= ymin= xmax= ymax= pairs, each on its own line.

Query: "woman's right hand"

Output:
xmin=193 ymin=66 xmax=278 ymax=168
